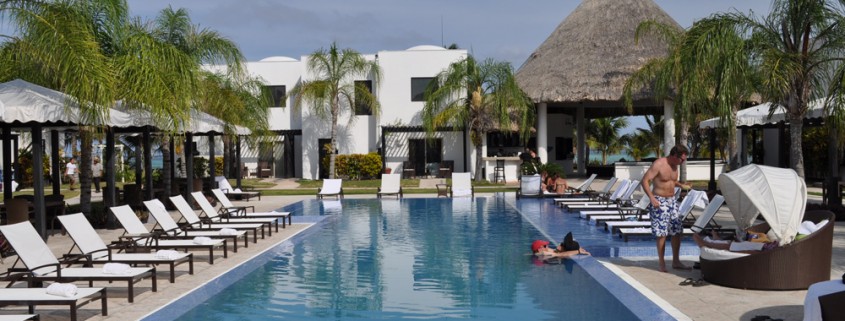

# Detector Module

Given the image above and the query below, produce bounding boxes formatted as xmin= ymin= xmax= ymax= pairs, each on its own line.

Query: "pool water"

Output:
xmin=171 ymin=198 xmax=641 ymax=320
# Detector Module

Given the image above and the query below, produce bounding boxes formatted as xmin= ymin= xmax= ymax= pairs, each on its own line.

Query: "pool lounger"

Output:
xmin=145 ymin=199 xmax=251 ymax=251
xmin=0 ymin=315 xmax=38 ymax=321
xmin=192 ymin=192 xmax=279 ymax=234
xmin=589 ymin=214 xmax=650 ymax=225
xmin=618 ymin=227 xmax=694 ymax=242
xmin=0 ymin=287 xmax=107 ymax=321
xmin=172 ymin=195 xmax=269 ymax=241
xmin=211 ymin=189 xmax=292 ymax=227
xmin=605 ymin=220 xmax=651 ymax=232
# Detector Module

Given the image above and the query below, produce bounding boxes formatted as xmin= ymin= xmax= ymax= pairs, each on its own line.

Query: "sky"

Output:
xmin=129 ymin=1 xmax=774 ymax=132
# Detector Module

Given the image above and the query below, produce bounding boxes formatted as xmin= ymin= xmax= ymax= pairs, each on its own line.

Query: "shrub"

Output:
xmin=215 ymin=156 xmax=224 ymax=176
xmin=334 ymin=152 xmax=382 ymax=180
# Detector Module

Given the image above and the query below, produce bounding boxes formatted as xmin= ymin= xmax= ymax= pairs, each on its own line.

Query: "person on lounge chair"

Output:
xmin=692 ymin=230 xmax=777 ymax=254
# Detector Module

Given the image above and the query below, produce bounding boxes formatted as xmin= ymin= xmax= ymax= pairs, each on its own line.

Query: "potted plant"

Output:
xmin=193 ymin=157 xmax=208 ymax=191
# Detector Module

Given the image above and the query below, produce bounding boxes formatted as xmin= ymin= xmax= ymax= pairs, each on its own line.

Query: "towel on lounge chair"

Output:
xmin=193 ymin=236 xmax=213 ymax=245
xmin=219 ymin=228 xmax=239 ymax=236
xmin=102 ymin=262 xmax=131 ymax=275
xmin=46 ymin=283 xmax=78 ymax=297
xmin=155 ymin=250 xmax=181 ymax=260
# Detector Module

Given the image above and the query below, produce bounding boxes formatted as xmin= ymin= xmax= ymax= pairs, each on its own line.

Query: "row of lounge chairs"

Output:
xmin=0 ymin=188 xmax=291 ymax=320
xmin=322 ymin=173 xmax=476 ymax=199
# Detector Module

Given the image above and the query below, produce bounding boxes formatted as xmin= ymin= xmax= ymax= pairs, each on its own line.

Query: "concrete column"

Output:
xmin=663 ymin=99 xmax=676 ymax=155
xmin=537 ymin=103 xmax=548 ymax=163
xmin=576 ymin=106 xmax=586 ymax=175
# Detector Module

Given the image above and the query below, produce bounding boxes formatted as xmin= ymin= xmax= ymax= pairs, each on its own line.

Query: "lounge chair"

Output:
xmin=0 ymin=222 xmax=156 ymax=303
xmin=689 ymin=194 xmax=726 ymax=234
xmin=564 ymin=180 xmax=639 ymax=211
xmin=449 ymin=172 xmax=474 ymax=198
xmin=587 ymin=194 xmax=649 ymax=226
xmin=110 ymin=205 xmax=228 ymax=264
xmin=143 ymin=199 xmax=250 ymax=251
xmin=0 ymin=287 xmax=106 ymax=321
xmin=554 ymin=177 xmax=617 ymax=204
xmin=615 ymin=190 xmax=704 ymax=240
xmin=209 ymin=189 xmax=292 ymax=227
xmin=0 ymin=314 xmax=37 ymax=321
xmin=804 ymin=279 xmax=845 ymax=321
xmin=699 ymin=164 xmax=834 ymax=290
xmin=191 ymin=192 xmax=279 ymax=234
xmin=316 ymin=179 xmax=343 ymax=199
xmin=57 ymin=213 xmax=193 ymax=283
xmin=376 ymin=174 xmax=403 ymax=199
xmin=214 ymin=176 xmax=261 ymax=201
xmin=567 ymin=173 xmax=598 ymax=194
xmin=170 ymin=195 xmax=266 ymax=242
xmin=557 ymin=178 xmax=628 ymax=207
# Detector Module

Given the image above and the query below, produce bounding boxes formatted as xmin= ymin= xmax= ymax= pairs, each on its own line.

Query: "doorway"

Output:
xmin=318 ymin=138 xmax=331 ymax=179
xmin=408 ymin=138 xmax=442 ymax=177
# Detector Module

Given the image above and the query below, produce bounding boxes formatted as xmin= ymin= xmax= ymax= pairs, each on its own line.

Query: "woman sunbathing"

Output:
xmin=692 ymin=231 xmax=776 ymax=254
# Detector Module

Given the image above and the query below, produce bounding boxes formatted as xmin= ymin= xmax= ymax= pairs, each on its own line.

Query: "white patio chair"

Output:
xmin=191 ymin=192 xmax=279 ymax=234
xmin=209 ymin=189 xmax=292 ymax=227
xmin=449 ymin=172 xmax=473 ymax=198
xmin=143 ymin=199 xmax=250 ymax=251
xmin=316 ymin=179 xmax=344 ymax=199
xmin=214 ymin=176 xmax=261 ymax=201
xmin=376 ymin=174 xmax=403 ymax=199
xmin=170 ymin=195 xmax=267 ymax=242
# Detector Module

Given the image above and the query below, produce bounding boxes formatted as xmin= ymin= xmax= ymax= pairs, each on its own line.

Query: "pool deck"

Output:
xmin=0 ymin=180 xmax=841 ymax=321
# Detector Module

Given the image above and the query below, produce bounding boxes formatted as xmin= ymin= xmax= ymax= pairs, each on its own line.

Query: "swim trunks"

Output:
xmin=649 ymin=195 xmax=682 ymax=237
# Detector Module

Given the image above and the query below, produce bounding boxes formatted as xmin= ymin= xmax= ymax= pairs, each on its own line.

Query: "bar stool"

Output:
xmin=493 ymin=159 xmax=506 ymax=183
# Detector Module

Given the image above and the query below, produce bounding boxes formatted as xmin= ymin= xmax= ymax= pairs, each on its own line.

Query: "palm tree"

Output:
xmin=682 ymin=0 xmax=845 ymax=179
xmin=624 ymin=131 xmax=652 ymax=161
xmin=638 ymin=115 xmax=664 ymax=157
xmin=586 ymin=117 xmax=628 ymax=165
xmin=421 ymin=55 xmax=534 ymax=181
xmin=290 ymin=42 xmax=381 ymax=179
xmin=149 ymin=6 xmax=259 ymax=195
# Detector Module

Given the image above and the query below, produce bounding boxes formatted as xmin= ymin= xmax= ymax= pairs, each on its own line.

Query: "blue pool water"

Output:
xmin=167 ymin=197 xmax=649 ymax=321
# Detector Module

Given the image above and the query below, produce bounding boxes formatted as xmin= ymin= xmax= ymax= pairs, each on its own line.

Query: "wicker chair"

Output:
xmin=700 ymin=210 xmax=835 ymax=290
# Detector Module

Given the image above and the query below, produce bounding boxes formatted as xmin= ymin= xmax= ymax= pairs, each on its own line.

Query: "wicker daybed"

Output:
xmin=699 ymin=164 xmax=834 ymax=290
xmin=700 ymin=210 xmax=834 ymax=290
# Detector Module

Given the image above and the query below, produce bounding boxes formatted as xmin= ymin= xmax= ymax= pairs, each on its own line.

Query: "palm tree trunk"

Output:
xmin=79 ymin=129 xmax=93 ymax=215
xmin=789 ymin=115 xmax=805 ymax=178
xmin=329 ymin=102 xmax=338 ymax=180
xmin=472 ymin=130 xmax=483 ymax=182
xmin=162 ymin=136 xmax=171 ymax=198
xmin=727 ymin=108 xmax=740 ymax=170
xmin=678 ymin=118 xmax=689 ymax=182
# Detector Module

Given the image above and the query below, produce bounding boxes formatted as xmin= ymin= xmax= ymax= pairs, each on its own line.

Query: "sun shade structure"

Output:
xmin=0 ymin=79 xmax=145 ymax=127
xmin=515 ymin=0 xmax=680 ymax=117
xmin=718 ymin=164 xmax=807 ymax=245
xmin=699 ymin=100 xmax=827 ymax=128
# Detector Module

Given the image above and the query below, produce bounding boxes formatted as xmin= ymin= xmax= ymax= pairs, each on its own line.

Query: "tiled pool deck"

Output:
xmin=1 ymin=182 xmax=842 ymax=321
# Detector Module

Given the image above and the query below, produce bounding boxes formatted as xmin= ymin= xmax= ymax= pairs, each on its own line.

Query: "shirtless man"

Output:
xmin=641 ymin=145 xmax=690 ymax=272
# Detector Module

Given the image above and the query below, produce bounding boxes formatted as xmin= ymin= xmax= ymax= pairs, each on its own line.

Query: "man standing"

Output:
xmin=65 ymin=157 xmax=78 ymax=191
xmin=641 ymin=145 xmax=690 ymax=272
xmin=92 ymin=157 xmax=103 ymax=193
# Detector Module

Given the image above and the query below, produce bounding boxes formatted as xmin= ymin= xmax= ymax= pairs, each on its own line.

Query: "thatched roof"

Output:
xmin=515 ymin=0 xmax=682 ymax=117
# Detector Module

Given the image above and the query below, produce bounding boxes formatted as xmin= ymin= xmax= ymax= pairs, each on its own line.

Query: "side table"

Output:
xmin=436 ymin=184 xmax=449 ymax=197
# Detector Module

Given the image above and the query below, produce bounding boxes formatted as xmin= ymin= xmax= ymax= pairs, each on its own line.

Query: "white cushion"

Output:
xmin=700 ymin=247 xmax=750 ymax=261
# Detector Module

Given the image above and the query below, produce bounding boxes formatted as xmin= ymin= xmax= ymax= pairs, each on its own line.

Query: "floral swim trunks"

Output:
xmin=649 ymin=195 xmax=681 ymax=237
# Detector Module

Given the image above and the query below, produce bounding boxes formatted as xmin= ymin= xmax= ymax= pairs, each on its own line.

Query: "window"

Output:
xmin=411 ymin=77 xmax=436 ymax=102
xmin=354 ymin=80 xmax=373 ymax=115
xmin=266 ymin=85 xmax=286 ymax=107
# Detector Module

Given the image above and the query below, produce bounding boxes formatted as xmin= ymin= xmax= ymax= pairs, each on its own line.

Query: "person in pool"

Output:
xmin=531 ymin=233 xmax=591 ymax=259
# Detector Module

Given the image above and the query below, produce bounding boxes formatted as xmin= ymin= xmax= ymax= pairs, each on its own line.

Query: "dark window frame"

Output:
xmin=411 ymin=77 xmax=436 ymax=102
xmin=266 ymin=85 xmax=287 ymax=107
xmin=354 ymin=80 xmax=373 ymax=116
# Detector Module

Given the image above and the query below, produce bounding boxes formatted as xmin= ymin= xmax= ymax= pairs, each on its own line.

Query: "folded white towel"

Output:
xmin=234 ymin=188 xmax=242 ymax=193
xmin=155 ymin=250 xmax=181 ymax=260
xmin=193 ymin=236 xmax=213 ymax=245
xmin=799 ymin=221 xmax=817 ymax=235
xmin=219 ymin=228 xmax=238 ymax=236
xmin=102 ymin=262 xmax=131 ymax=275
xmin=46 ymin=283 xmax=78 ymax=297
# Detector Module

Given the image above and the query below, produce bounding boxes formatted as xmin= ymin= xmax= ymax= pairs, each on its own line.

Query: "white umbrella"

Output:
xmin=718 ymin=164 xmax=807 ymax=245
xmin=699 ymin=100 xmax=827 ymax=129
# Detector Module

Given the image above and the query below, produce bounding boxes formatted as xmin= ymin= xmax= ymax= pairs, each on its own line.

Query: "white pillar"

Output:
xmin=663 ymin=99 xmax=676 ymax=155
xmin=737 ymin=128 xmax=745 ymax=166
xmin=537 ymin=103 xmax=548 ymax=163
xmin=576 ymin=106 xmax=586 ymax=175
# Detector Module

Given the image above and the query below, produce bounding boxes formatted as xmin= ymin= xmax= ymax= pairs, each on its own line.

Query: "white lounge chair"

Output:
xmin=209 ymin=189 xmax=292 ymax=227
xmin=0 ymin=221 xmax=156 ymax=303
xmin=316 ymin=179 xmax=343 ymax=199
xmin=616 ymin=190 xmax=705 ymax=241
xmin=558 ymin=179 xmax=629 ymax=207
xmin=567 ymin=173 xmax=598 ymax=194
xmin=376 ymin=174 xmax=403 ymax=199
xmin=170 ymin=195 xmax=267 ymax=242
xmin=214 ymin=176 xmax=261 ymax=201
xmin=0 ymin=287 xmax=106 ymax=321
xmin=58 ymin=213 xmax=193 ymax=283
xmin=564 ymin=180 xmax=639 ymax=211
xmin=587 ymin=194 xmax=650 ymax=225
xmin=518 ymin=174 xmax=542 ymax=198
xmin=555 ymin=177 xmax=617 ymax=204
xmin=110 ymin=205 xmax=228 ymax=264
xmin=689 ymin=194 xmax=726 ymax=234
xmin=191 ymin=192 xmax=279 ymax=234
xmin=449 ymin=172 xmax=474 ymax=198
xmin=144 ymin=199 xmax=251 ymax=250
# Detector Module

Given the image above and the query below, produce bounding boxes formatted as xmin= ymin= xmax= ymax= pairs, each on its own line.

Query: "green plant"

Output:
xmin=215 ymin=156 xmax=224 ymax=176
xmin=17 ymin=147 xmax=52 ymax=188
xmin=333 ymin=153 xmax=382 ymax=180
xmin=538 ymin=162 xmax=564 ymax=178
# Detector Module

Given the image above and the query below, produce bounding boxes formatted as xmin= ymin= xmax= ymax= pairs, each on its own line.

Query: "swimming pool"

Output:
xmin=151 ymin=197 xmax=674 ymax=320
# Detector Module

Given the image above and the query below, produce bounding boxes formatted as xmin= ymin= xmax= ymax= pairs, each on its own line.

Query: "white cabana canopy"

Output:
xmin=115 ymin=101 xmax=230 ymax=134
xmin=718 ymin=164 xmax=807 ymax=245
xmin=700 ymin=100 xmax=826 ymax=129
xmin=0 ymin=79 xmax=142 ymax=127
